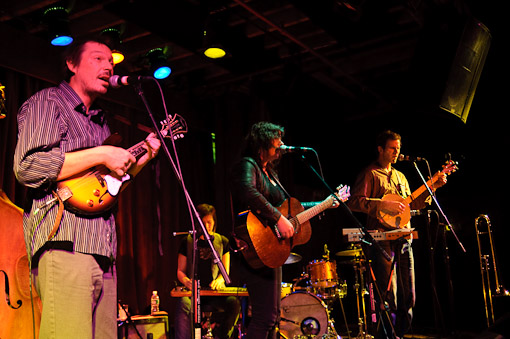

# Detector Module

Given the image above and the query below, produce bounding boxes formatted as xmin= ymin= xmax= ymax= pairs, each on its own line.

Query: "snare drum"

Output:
xmin=280 ymin=292 xmax=329 ymax=338
xmin=307 ymin=260 xmax=338 ymax=288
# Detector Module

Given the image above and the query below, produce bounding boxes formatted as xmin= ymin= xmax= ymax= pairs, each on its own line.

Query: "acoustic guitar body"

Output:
xmin=378 ymin=194 xmax=411 ymax=229
xmin=236 ymin=197 xmax=311 ymax=269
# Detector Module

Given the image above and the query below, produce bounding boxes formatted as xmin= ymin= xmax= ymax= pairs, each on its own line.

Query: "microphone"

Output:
xmin=398 ymin=154 xmax=426 ymax=162
xmin=108 ymin=75 xmax=153 ymax=88
xmin=278 ymin=145 xmax=314 ymax=153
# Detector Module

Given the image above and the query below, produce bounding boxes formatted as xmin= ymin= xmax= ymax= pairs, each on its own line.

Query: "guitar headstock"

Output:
xmin=160 ymin=114 xmax=188 ymax=140
xmin=442 ymin=160 xmax=458 ymax=176
xmin=335 ymin=184 xmax=351 ymax=203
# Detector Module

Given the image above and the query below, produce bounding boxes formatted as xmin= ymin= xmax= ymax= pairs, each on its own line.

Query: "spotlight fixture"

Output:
xmin=203 ymin=30 xmax=226 ymax=59
xmin=100 ymin=27 xmax=124 ymax=65
xmin=202 ymin=14 xmax=228 ymax=59
xmin=146 ymin=48 xmax=171 ymax=79
xmin=204 ymin=46 xmax=226 ymax=59
xmin=43 ymin=6 xmax=73 ymax=46
xmin=112 ymin=51 xmax=124 ymax=65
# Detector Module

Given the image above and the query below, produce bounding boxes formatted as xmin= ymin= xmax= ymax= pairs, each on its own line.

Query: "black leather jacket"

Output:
xmin=230 ymin=157 xmax=286 ymax=227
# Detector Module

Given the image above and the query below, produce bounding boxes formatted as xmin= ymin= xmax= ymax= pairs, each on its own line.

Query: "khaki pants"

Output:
xmin=33 ymin=250 xmax=117 ymax=339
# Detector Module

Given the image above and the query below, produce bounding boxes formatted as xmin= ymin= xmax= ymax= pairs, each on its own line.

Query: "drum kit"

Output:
xmin=279 ymin=245 xmax=373 ymax=339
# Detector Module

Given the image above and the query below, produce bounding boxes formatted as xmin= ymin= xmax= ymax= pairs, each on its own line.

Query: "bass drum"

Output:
xmin=280 ymin=292 xmax=328 ymax=338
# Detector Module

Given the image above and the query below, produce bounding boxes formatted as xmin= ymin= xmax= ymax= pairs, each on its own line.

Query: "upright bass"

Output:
xmin=0 ymin=190 xmax=41 ymax=339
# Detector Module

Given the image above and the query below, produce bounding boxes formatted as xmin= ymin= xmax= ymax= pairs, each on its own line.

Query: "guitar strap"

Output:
xmin=393 ymin=170 xmax=408 ymax=198
xmin=266 ymin=170 xmax=291 ymax=200
xmin=229 ymin=158 xmax=292 ymax=245
xmin=47 ymin=190 xmax=64 ymax=240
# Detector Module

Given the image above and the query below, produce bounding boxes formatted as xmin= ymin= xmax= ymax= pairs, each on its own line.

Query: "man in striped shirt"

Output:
xmin=13 ymin=39 xmax=161 ymax=338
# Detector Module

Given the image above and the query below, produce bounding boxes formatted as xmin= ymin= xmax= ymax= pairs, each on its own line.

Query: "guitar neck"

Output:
xmin=128 ymin=141 xmax=148 ymax=160
xmin=122 ymin=114 xmax=188 ymax=161
xmin=405 ymin=173 xmax=439 ymax=204
xmin=292 ymin=196 xmax=334 ymax=226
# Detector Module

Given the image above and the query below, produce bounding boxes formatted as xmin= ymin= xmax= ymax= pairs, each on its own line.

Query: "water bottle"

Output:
xmin=150 ymin=290 xmax=160 ymax=315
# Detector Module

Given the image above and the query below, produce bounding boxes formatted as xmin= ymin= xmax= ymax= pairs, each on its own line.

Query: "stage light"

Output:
xmin=112 ymin=51 xmax=125 ymax=65
xmin=153 ymin=65 xmax=171 ymax=79
xmin=146 ymin=48 xmax=171 ymax=79
xmin=100 ymin=27 xmax=125 ymax=65
xmin=204 ymin=46 xmax=226 ymax=59
xmin=43 ymin=7 xmax=73 ymax=46
xmin=202 ymin=24 xmax=227 ymax=59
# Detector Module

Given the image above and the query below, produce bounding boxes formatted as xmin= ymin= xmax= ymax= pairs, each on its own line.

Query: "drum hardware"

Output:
xmin=282 ymin=282 xmax=294 ymax=299
xmin=202 ymin=310 xmax=214 ymax=339
xmin=349 ymin=245 xmax=373 ymax=339
xmin=313 ymin=281 xmax=348 ymax=301
xmin=475 ymin=214 xmax=509 ymax=328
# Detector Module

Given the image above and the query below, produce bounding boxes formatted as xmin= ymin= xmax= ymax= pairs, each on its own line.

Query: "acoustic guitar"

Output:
xmin=56 ymin=114 xmax=187 ymax=215
xmin=235 ymin=185 xmax=350 ymax=269
xmin=377 ymin=160 xmax=458 ymax=229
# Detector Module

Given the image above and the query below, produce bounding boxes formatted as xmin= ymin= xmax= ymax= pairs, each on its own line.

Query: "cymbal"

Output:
xmin=335 ymin=249 xmax=362 ymax=257
xmin=284 ymin=252 xmax=302 ymax=264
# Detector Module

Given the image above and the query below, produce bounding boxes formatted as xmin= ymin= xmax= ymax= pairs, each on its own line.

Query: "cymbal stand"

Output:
xmin=366 ymin=253 xmax=398 ymax=339
xmin=321 ymin=296 xmax=343 ymax=339
xmin=353 ymin=257 xmax=373 ymax=339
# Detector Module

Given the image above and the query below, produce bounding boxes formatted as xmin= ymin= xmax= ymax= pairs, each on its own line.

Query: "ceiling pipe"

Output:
xmin=232 ymin=0 xmax=383 ymax=101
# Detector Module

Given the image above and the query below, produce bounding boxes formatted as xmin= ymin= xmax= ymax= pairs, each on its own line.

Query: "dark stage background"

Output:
xmin=0 ymin=5 xmax=508 ymax=338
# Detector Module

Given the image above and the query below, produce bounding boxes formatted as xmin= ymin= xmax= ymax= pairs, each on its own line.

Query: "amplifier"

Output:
xmin=119 ymin=314 xmax=169 ymax=339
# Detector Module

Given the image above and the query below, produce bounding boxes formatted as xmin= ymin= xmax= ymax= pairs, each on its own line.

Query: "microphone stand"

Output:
xmin=411 ymin=161 xmax=465 ymax=252
xmin=132 ymin=81 xmax=230 ymax=339
xmin=411 ymin=161 xmax=463 ymax=336
xmin=118 ymin=301 xmax=143 ymax=339
xmin=298 ymin=155 xmax=391 ymax=262
xmin=299 ymin=154 xmax=392 ymax=338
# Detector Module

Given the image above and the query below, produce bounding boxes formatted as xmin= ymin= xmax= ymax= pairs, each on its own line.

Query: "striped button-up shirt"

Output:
xmin=13 ymin=81 xmax=116 ymax=267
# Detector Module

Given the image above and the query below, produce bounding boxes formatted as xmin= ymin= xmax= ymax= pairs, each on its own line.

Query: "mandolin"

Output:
xmin=377 ymin=160 xmax=458 ymax=229
xmin=235 ymin=185 xmax=350 ymax=269
xmin=56 ymin=114 xmax=187 ymax=215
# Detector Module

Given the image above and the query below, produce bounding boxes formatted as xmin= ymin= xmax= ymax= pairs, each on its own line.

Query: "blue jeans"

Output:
xmin=369 ymin=240 xmax=415 ymax=338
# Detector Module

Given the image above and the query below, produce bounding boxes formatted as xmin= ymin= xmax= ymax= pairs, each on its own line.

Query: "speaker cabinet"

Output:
xmin=119 ymin=314 xmax=169 ymax=339
xmin=439 ymin=18 xmax=491 ymax=123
